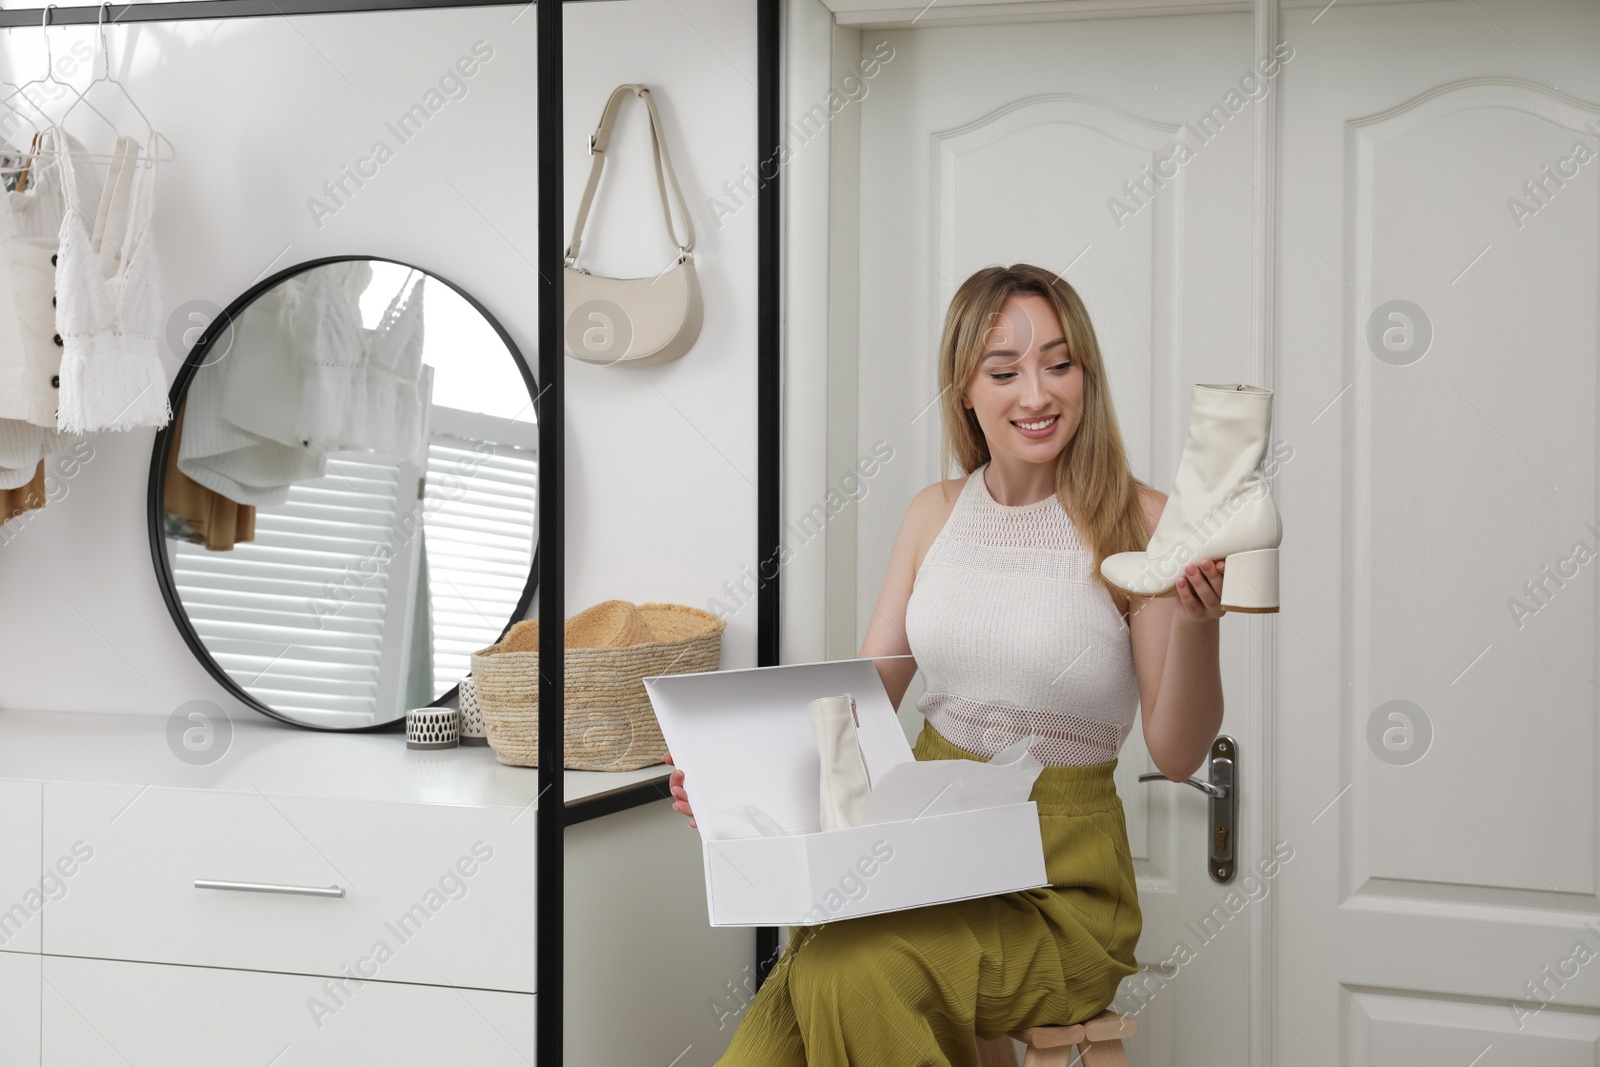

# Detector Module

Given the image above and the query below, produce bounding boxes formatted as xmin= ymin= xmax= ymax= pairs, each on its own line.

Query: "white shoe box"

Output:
xmin=644 ymin=657 xmax=1049 ymax=927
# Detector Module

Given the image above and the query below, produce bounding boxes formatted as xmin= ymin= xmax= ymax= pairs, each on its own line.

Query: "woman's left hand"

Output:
xmin=1175 ymin=558 xmax=1227 ymax=623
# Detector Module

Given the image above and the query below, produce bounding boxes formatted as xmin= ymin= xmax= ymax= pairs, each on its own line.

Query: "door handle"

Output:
xmin=1137 ymin=735 xmax=1238 ymax=883
xmin=1136 ymin=773 xmax=1227 ymax=799
xmin=194 ymin=879 xmax=346 ymax=898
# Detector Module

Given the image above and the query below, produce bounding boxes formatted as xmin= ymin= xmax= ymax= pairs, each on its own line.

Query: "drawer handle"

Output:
xmin=194 ymin=879 xmax=346 ymax=899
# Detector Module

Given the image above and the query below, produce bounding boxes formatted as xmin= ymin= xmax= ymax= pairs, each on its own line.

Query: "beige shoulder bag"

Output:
xmin=564 ymin=84 xmax=703 ymax=368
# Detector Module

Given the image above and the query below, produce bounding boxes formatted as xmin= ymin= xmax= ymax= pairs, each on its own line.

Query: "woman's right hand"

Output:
xmin=664 ymin=750 xmax=696 ymax=828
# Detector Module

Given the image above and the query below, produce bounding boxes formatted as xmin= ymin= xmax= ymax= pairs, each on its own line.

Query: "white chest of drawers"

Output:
xmin=0 ymin=708 xmax=751 ymax=1066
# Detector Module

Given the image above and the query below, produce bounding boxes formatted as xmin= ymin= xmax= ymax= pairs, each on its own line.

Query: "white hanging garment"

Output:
xmin=292 ymin=259 xmax=372 ymax=454
xmin=51 ymin=127 xmax=170 ymax=433
xmin=294 ymin=265 xmax=430 ymax=462
xmin=176 ymin=281 xmax=327 ymax=507
xmin=0 ymin=423 xmax=75 ymax=490
xmin=359 ymin=274 xmax=430 ymax=464
xmin=0 ymin=130 xmax=96 ymax=488
xmin=216 ymin=272 xmax=313 ymax=448
xmin=91 ymin=136 xmax=131 ymax=273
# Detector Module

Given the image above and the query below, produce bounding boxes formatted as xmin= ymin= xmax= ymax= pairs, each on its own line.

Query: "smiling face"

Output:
xmin=961 ymin=292 xmax=1083 ymax=465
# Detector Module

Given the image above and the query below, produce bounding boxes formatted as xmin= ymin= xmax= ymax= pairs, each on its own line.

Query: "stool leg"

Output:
xmin=1080 ymin=1037 xmax=1131 ymax=1067
xmin=1020 ymin=1048 xmax=1074 ymax=1067
xmin=977 ymin=1036 xmax=1019 ymax=1067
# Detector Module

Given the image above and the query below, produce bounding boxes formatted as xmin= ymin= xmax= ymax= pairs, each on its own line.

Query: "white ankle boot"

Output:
xmin=810 ymin=694 xmax=871 ymax=831
xmin=1100 ymin=383 xmax=1281 ymax=613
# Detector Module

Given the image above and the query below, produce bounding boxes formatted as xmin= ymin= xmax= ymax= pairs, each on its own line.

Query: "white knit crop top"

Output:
xmin=903 ymin=461 xmax=1140 ymax=766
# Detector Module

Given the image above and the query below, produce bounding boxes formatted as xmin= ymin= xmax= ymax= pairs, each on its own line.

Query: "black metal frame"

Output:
xmin=145 ymin=254 xmax=540 ymax=731
xmin=62 ymin=0 xmax=791 ymax=1059
xmin=0 ymin=0 xmax=578 ymax=26
xmin=752 ymin=0 xmax=784 ymax=994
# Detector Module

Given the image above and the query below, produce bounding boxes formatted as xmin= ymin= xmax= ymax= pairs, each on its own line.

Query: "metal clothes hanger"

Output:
xmin=0 ymin=7 xmax=114 ymax=141
xmin=0 ymin=8 xmax=63 ymax=145
xmin=58 ymin=4 xmax=175 ymax=165
xmin=0 ymin=8 xmax=74 ymax=184
xmin=0 ymin=4 xmax=149 ymax=175
xmin=0 ymin=22 xmax=50 ymax=194
xmin=0 ymin=48 xmax=47 ymax=155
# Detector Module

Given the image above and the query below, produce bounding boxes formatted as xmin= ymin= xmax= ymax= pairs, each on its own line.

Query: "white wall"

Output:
xmin=0 ymin=0 xmax=760 ymax=717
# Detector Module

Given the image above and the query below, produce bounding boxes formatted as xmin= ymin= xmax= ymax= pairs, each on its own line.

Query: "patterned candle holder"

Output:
xmin=406 ymin=707 xmax=459 ymax=750
xmin=458 ymin=676 xmax=489 ymax=746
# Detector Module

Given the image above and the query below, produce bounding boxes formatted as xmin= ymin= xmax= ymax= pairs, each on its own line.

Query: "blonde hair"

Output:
xmin=936 ymin=263 xmax=1155 ymax=595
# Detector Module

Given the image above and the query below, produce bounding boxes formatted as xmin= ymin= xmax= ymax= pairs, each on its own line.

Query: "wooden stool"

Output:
xmin=976 ymin=1009 xmax=1135 ymax=1067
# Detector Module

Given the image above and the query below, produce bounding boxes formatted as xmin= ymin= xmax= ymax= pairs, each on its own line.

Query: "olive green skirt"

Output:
xmin=714 ymin=719 xmax=1142 ymax=1067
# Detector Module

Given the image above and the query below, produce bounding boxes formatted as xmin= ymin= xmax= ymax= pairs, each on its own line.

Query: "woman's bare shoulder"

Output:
xmin=905 ymin=475 xmax=967 ymax=573
xmin=907 ymin=475 xmax=965 ymax=527
xmin=916 ymin=473 xmax=967 ymax=506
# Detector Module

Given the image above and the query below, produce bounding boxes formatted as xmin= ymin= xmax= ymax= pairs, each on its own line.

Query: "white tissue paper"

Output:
xmin=860 ymin=734 xmax=1045 ymax=824
xmin=696 ymin=733 xmax=1043 ymax=839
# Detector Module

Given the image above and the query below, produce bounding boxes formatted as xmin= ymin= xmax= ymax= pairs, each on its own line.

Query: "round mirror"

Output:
xmin=148 ymin=257 xmax=539 ymax=731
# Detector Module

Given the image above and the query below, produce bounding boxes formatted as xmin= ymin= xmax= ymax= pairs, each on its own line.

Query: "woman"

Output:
xmin=665 ymin=263 xmax=1227 ymax=1066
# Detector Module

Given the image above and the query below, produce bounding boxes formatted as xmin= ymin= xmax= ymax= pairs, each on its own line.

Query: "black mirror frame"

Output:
xmin=145 ymin=254 xmax=541 ymax=732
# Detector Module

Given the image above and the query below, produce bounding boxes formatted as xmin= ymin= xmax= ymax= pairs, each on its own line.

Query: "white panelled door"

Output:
xmin=1276 ymin=2 xmax=1600 ymax=1064
xmin=849 ymin=9 xmax=1269 ymax=1065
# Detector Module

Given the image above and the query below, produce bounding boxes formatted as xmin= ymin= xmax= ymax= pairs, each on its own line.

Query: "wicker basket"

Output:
xmin=469 ymin=600 xmax=724 ymax=771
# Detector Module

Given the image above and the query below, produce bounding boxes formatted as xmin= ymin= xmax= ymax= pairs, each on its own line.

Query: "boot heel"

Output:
xmin=1220 ymin=548 xmax=1278 ymax=613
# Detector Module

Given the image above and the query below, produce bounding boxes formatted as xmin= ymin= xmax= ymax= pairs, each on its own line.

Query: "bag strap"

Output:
xmin=565 ymin=83 xmax=696 ymax=269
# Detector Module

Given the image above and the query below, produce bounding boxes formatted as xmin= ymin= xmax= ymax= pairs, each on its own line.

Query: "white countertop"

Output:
xmin=0 ymin=708 xmax=670 ymax=810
